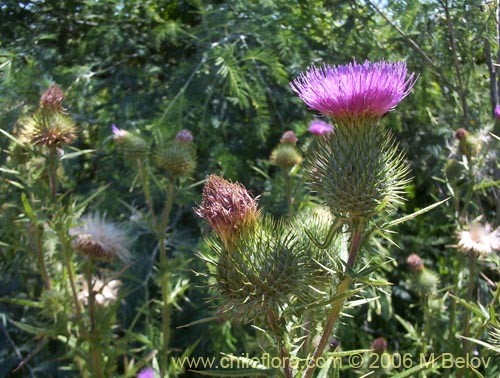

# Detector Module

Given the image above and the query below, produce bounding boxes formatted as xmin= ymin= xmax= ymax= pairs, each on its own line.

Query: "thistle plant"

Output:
xmin=113 ymin=126 xmax=197 ymax=377
xmin=197 ymin=175 xmax=340 ymax=378
xmin=290 ymin=59 xmax=417 ymax=377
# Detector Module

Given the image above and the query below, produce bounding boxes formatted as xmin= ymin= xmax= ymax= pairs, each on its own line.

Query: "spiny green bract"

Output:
xmin=203 ymin=214 xmax=340 ymax=323
xmin=308 ymin=122 xmax=410 ymax=220
xmin=154 ymin=142 xmax=196 ymax=178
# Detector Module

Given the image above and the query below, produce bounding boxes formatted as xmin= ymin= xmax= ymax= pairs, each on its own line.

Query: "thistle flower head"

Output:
xmin=111 ymin=124 xmax=128 ymax=140
xmin=457 ymin=222 xmax=500 ymax=255
xmin=406 ymin=253 xmax=424 ymax=272
xmin=77 ymin=276 xmax=122 ymax=306
xmin=70 ymin=213 xmax=130 ymax=262
xmin=454 ymin=128 xmax=481 ymax=158
xmin=291 ymin=60 xmax=417 ymax=124
xmin=154 ymin=141 xmax=196 ymax=178
xmin=176 ymin=129 xmax=194 ymax=144
xmin=196 ymin=175 xmax=259 ymax=247
xmin=280 ymin=130 xmax=298 ymax=145
xmin=112 ymin=125 xmax=149 ymax=160
xmin=270 ymin=143 xmax=303 ymax=169
xmin=308 ymin=123 xmax=410 ymax=220
xmin=208 ymin=216 xmax=335 ymax=322
xmin=21 ymin=111 xmax=77 ymax=147
xmin=308 ymin=119 xmax=334 ymax=136
xmin=40 ymin=84 xmax=64 ymax=113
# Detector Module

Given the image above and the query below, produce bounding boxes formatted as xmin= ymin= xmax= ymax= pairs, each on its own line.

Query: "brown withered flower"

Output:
xmin=195 ymin=175 xmax=259 ymax=248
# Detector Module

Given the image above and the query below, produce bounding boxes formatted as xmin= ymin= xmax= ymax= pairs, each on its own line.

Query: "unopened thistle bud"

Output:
xmin=371 ymin=337 xmax=387 ymax=354
xmin=21 ymin=85 xmax=77 ymax=147
xmin=455 ymin=128 xmax=480 ymax=158
xmin=280 ymin=130 xmax=298 ymax=145
xmin=112 ymin=125 xmax=149 ymax=160
xmin=176 ymin=129 xmax=194 ymax=144
xmin=270 ymin=143 xmax=303 ymax=169
xmin=154 ymin=134 xmax=196 ymax=178
xmin=40 ymin=84 xmax=64 ymax=113
xmin=406 ymin=253 xmax=424 ymax=272
xmin=70 ymin=214 xmax=130 ymax=262
xmin=195 ymin=175 xmax=258 ymax=248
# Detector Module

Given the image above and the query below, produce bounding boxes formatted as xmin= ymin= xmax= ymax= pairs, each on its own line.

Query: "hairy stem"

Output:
xmin=268 ymin=310 xmax=293 ymax=378
xmin=85 ymin=262 xmax=104 ymax=378
xmin=137 ymin=159 xmax=157 ymax=225
xmin=158 ymin=181 xmax=176 ymax=378
xmin=47 ymin=145 xmax=58 ymax=202
xmin=302 ymin=221 xmax=363 ymax=378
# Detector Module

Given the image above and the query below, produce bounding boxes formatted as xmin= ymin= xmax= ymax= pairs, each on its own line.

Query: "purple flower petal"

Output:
xmin=291 ymin=60 xmax=417 ymax=123
xmin=137 ymin=367 xmax=155 ymax=378
xmin=308 ymin=120 xmax=334 ymax=136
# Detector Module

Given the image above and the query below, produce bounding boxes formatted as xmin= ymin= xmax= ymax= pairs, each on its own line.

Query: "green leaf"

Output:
xmin=0 ymin=297 xmax=43 ymax=308
xmin=0 ymin=127 xmax=25 ymax=147
xmin=21 ymin=192 xmax=37 ymax=223
xmin=383 ymin=197 xmax=450 ymax=228
xmin=458 ymin=335 xmax=500 ymax=354
xmin=60 ymin=149 xmax=94 ymax=160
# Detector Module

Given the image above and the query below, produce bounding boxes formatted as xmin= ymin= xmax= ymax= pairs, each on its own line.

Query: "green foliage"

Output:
xmin=1 ymin=0 xmax=500 ymax=377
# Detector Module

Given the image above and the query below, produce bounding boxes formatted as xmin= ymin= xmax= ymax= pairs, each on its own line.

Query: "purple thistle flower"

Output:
xmin=176 ymin=129 xmax=193 ymax=143
xmin=111 ymin=124 xmax=127 ymax=139
xmin=308 ymin=119 xmax=334 ymax=136
xmin=290 ymin=60 xmax=417 ymax=124
xmin=137 ymin=367 xmax=155 ymax=378
xmin=495 ymin=104 xmax=500 ymax=120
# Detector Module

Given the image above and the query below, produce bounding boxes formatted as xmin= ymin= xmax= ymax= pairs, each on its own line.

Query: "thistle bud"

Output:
xmin=154 ymin=141 xmax=196 ymax=178
xmin=455 ymin=128 xmax=480 ymax=158
xmin=280 ymin=130 xmax=298 ymax=145
xmin=406 ymin=253 xmax=424 ymax=272
xmin=176 ymin=129 xmax=194 ymax=144
xmin=270 ymin=143 xmax=303 ymax=169
xmin=112 ymin=125 xmax=149 ymax=160
xmin=495 ymin=105 xmax=500 ymax=121
xmin=195 ymin=175 xmax=258 ymax=248
xmin=20 ymin=85 xmax=77 ymax=147
xmin=40 ymin=84 xmax=64 ymax=113
xmin=407 ymin=267 xmax=439 ymax=296
xmin=371 ymin=337 xmax=387 ymax=354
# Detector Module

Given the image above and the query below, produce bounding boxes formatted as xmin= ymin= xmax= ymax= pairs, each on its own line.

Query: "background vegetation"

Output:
xmin=1 ymin=0 xmax=499 ymax=377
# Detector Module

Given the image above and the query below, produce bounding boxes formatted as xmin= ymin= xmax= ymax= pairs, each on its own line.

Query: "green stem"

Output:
xmin=158 ymin=181 xmax=176 ymax=378
xmin=284 ymin=170 xmax=294 ymax=221
xmin=137 ymin=159 xmax=157 ymax=225
xmin=459 ymin=157 xmax=475 ymax=221
xmin=33 ymin=223 xmax=52 ymax=290
xmin=47 ymin=145 xmax=58 ymax=202
xmin=268 ymin=310 xmax=292 ymax=378
xmin=302 ymin=221 xmax=363 ymax=378
xmin=422 ymin=297 xmax=431 ymax=356
xmin=60 ymin=231 xmax=82 ymax=322
xmin=85 ymin=261 xmax=104 ymax=378
xmin=458 ymin=253 xmax=477 ymax=378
